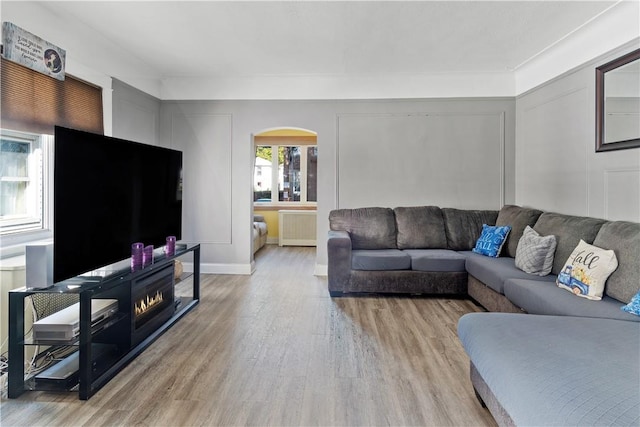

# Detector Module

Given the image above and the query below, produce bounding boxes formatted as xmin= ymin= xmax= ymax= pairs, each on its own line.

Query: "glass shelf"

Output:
xmin=22 ymin=312 xmax=128 ymax=346
xmin=10 ymin=244 xmax=198 ymax=295
xmin=24 ymin=343 xmax=125 ymax=393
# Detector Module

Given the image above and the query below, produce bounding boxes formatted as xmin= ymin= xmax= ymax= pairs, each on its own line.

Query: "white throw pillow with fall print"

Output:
xmin=556 ymin=240 xmax=618 ymax=300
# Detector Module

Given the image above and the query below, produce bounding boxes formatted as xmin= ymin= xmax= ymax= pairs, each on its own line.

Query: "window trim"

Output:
xmin=0 ymin=129 xmax=53 ymax=238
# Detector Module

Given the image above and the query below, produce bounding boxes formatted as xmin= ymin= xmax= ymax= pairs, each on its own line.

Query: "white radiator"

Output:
xmin=278 ymin=210 xmax=317 ymax=246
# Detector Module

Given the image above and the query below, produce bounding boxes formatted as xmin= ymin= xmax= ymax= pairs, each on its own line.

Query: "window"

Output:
xmin=0 ymin=130 xmax=52 ymax=235
xmin=254 ymin=145 xmax=317 ymax=204
xmin=0 ymin=57 xmax=102 ymax=243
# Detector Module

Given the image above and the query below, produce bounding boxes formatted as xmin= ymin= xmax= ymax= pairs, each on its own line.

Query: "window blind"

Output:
xmin=1 ymin=57 xmax=103 ymax=135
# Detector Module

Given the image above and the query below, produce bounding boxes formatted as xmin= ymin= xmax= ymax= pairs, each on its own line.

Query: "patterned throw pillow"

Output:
xmin=621 ymin=290 xmax=640 ymax=316
xmin=472 ymin=225 xmax=511 ymax=258
xmin=557 ymin=240 xmax=618 ymax=300
xmin=515 ymin=226 xmax=557 ymax=276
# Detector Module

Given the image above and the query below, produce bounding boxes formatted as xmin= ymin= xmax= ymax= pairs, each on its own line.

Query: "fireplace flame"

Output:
xmin=135 ymin=290 xmax=164 ymax=317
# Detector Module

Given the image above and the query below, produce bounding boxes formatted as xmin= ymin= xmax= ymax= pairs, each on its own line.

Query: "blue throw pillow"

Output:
xmin=472 ymin=224 xmax=511 ymax=257
xmin=621 ymin=290 xmax=640 ymax=316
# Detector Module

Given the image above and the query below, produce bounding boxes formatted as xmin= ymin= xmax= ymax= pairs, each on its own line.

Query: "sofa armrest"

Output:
xmin=327 ymin=230 xmax=352 ymax=295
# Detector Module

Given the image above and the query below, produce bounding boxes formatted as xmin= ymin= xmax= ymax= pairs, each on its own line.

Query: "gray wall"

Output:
xmin=516 ymin=42 xmax=640 ymax=222
xmin=337 ymin=104 xmax=513 ymax=210
xmin=112 ymin=79 xmax=161 ymax=145
xmin=160 ymin=98 xmax=515 ymax=273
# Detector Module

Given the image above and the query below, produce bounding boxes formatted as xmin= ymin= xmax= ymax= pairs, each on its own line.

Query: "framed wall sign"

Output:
xmin=2 ymin=22 xmax=66 ymax=81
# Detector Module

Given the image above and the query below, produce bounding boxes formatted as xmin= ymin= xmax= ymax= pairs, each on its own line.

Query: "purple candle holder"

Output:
xmin=143 ymin=245 xmax=154 ymax=267
xmin=131 ymin=242 xmax=144 ymax=271
xmin=165 ymin=236 xmax=176 ymax=256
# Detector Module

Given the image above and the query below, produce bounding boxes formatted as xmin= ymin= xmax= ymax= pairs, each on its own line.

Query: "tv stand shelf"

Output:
xmin=22 ymin=311 xmax=128 ymax=346
xmin=8 ymin=244 xmax=200 ymax=400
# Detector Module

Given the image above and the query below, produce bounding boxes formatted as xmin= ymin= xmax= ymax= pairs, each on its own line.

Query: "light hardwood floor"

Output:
xmin=1 ymin=245 xmax=496 ymax=426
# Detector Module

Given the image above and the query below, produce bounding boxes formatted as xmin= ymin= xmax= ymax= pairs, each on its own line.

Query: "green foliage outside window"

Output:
xmin=255 ymin=146 xmax=284 ymax=163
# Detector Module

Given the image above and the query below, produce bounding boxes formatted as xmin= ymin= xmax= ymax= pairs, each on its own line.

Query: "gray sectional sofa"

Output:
xmin=327 ymin=205 xmax=640 ymax=426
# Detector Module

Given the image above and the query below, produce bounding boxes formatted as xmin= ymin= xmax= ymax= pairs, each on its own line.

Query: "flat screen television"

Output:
xmin=54 ymin=126 xmax=182 ymax=283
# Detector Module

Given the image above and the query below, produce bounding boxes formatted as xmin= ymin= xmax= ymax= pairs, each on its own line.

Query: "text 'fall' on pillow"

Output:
xmin=557 ymin=239 xmax=618 ymax=300
xmin=515 ymin=225 xmax=557 ymax=276
xmin=472 ymin=225 xmax=511 ymax=258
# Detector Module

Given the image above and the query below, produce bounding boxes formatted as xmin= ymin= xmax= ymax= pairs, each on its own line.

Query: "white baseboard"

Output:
xmin=181 ymin=262 xmax=253 ymax=275
xmin=314 ymin=263 xmax=328 ymax=277
xmin=181 ymin=258 xmax=324 ymax=276
xmin=266 ymin=237 xmax=279 ymax=245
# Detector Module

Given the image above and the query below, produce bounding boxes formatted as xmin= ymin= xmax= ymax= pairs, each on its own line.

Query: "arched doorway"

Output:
xmin=251 ymin=127 xmax=318 ymax=263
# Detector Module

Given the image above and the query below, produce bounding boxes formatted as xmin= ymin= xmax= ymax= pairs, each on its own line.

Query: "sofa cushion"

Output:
xmin=472 ymin=224 xmax=511 ymax=257
xmin=515 ymin=225 xmax=556 ymax=276
xmin=441 ymin=208 xmax=498 ymax=250
xmin=495 ymin=205 xmax=543 ymax=258
xmin=403 ymin=249 xmax=466 ymax=272
xmin=533 ymin=212 xmax=606 ymax=275
xmin=463 ymin=251 xmax=555 ymax=294
xmin=394 ymin=206 xmax=447 ymax=249
xmin=458 ymin=313 xmax=640 ymax=426
xmin=329 ymin=207 xmax=397 ymax=249
xmin=351 ymin=249 xmax=410 ymax=271
xmin=593 ymin=221 xmax=640 ymax=303
xmin=556 ymin=240 xmax=618 ymax=301
xmin=504 ymin=279 xmax=639 ymax=322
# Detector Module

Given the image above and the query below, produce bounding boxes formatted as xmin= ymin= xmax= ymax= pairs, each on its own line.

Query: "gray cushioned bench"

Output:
xmin=458 ymin=313 xmax=640 ymax=426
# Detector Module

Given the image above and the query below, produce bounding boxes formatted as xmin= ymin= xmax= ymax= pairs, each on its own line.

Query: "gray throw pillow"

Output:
xmin=515 ymin=226 xmax=557 ymax=276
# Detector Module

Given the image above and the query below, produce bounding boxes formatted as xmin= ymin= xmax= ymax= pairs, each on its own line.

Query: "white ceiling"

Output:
xmin=40 ymin=0 xmax=618 ymax=78
xmin=7 ymin=0 xmax=633 ymax=99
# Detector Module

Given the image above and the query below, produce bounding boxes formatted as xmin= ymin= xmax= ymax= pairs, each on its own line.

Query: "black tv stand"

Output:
xmin=7 ymin=244 xmax=200 ymax=400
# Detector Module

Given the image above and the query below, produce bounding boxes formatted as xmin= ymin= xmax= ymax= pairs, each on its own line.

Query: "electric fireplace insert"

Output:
xmin=131 ymin=264 xmax=175 ymax=346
